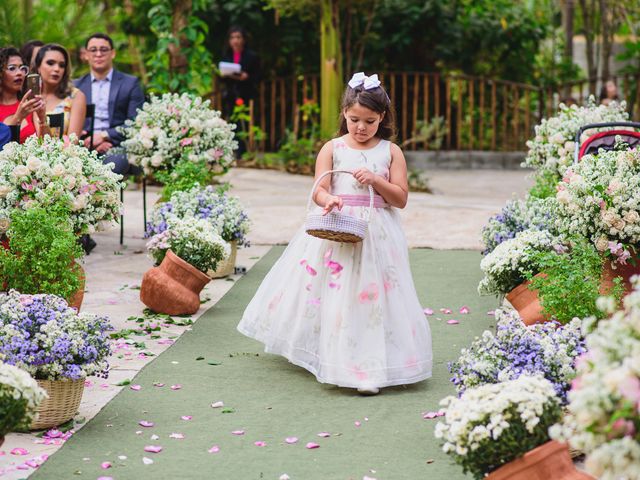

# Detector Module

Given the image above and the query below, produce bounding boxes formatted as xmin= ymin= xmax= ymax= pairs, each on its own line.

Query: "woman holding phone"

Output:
xmin=0 ymin=47 xmax=48 ymax=142
xmin=34 ymin=44 xmax=86 ymax=138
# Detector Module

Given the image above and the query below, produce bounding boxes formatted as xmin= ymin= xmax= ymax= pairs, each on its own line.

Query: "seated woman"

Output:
xmin=0 ymin=47 xmax=48 ymax=142
xmin=34 ymin=44 xmax=86 ymax=138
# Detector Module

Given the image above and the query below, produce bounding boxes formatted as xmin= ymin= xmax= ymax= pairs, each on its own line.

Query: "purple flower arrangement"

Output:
xmin=0 ymin=291 xmax=113 ymax=381
xmin=448 ymin=308 xmax=585 ymax=403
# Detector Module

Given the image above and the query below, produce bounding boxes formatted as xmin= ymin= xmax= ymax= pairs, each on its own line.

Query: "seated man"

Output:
xmin=0 ymin=123 xmax=10 ymax=150
xmin=74 ymin=32 xmax=145 ymax=175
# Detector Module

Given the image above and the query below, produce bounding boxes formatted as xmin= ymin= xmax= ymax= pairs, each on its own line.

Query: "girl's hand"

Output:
xmin=13 ymin=91 xmax=44 ymax=123
xmin=322 ymin=195 xmax=343 ymax=216
xmin=353 ymin=168 xmax=377 ymax=186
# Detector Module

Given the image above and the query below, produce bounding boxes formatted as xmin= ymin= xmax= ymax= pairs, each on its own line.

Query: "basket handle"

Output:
xmin=306 ymin=169 xmax=374 ymax=219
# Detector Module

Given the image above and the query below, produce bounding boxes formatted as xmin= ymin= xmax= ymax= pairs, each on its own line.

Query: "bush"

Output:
xmin=0 ymin=362 xmax=47 ymax=435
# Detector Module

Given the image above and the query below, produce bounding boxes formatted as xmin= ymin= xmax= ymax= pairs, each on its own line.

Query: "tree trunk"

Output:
xmin=578 ymin=0 xmax=598 ymax=95
xmin=169 ymin=0 xmax=191 ymax=79
xmin=124 ymin=0 xmax=148 ymax=82
xmin=320 ymin=0 xmax=343 ymax=138
xmin=561 ymin=0 xmax=574 ymax=96
xmin=599 ymin=0 xmax=611 ymax=80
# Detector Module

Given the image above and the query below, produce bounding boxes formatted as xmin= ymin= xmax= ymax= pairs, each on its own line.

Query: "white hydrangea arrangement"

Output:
xmin=555 ymin=148 xmax=640 ymax=265
xmin=435 ymin=374 xmax=562 ymax=479
xmin=121 ymin=93 xmax=237 ymax=176
xmin=0 ymin=362 xmax=47 ymax=435
xmin=146 ymin=217 xmax=231 ymax=274
xmin=0 ymin=135 xmax=123 ymax=234
xmin=478 ymin=229 xmax=560 ymax=296
xmin=550 ymin=282 xmax=640 ymax=480
xmin=523 ymin=97 xmax=628 ymax=178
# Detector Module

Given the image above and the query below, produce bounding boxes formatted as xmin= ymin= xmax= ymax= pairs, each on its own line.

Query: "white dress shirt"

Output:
xmin=91 ymin=69 xmax=113 ymax=132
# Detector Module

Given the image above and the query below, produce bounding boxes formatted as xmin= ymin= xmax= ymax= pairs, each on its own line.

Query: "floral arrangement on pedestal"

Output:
xmin=435 ymin=374 xmax=563 ymax=479
xmin=120 ymin=93 xmax=237 ymax=177
xmin=0 ymin=135 xmax=122 ymax=235
xmin=0 ymin=362 xmax=47 ymax=441
xmin=478 ymin=229 xmax=561 ymax=296
xmin=481 ymin=197 xmax=559 ymax=255
xmin=550 ymin=283 xmax=640 ymax=480
xmin=0 ymin=290 xmax=112 ymax=381
xmin=146 ymin=217 xmax=230 ymax=274
xmin=556 ymin=148 xmax=640 ymax=267
xmin=146 ymin=184 xmax=250 ymax=248
xmin=449 ymin=308 xmax=585 ymax=403
xmin=523 ymin=97 xmax=628 ymax=181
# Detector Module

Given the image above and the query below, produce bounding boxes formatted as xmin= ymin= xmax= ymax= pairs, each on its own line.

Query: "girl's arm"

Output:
xmin=353 ymin=143 xmax=409 ymax=208
xmin=68 ymin=90 xmax=87 ymax=139
xmin=312 ymin=140 xmax=344 ymax=215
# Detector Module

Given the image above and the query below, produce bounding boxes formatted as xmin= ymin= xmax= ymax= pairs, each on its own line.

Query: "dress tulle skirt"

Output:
xmin=238 ymin=206 xmax=433 ymax=389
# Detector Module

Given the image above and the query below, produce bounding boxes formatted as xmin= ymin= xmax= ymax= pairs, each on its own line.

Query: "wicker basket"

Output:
xmin=208 ymin=241 xmax=238 ymax=278
xmin=31 ymin=379 xmax=85 ymax=430
xmin=305 ymin=169 xmax=373 ymax=243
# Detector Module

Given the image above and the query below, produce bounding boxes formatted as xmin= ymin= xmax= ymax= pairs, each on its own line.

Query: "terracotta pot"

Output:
xmin=140 ymin=250 xmax=211 ymax=315
xmin=505 ymin=275 xmax=547 ymax=326
xmin=67 ymin=262 xmax=85 ymax=312
xmin=601 ymin=258 xmax=640 ymax=296
xmin=486 ymin=441 xmax=593 ymax=480
xmin=208 ymin=241 xmax=237 ymax=278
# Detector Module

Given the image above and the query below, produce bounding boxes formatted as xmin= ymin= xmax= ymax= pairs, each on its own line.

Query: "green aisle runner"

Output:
xmin=33 ymin=248 xmax=498 ymax=480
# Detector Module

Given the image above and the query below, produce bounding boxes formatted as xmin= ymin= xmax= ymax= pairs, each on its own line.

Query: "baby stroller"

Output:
xmin=574 ymin=121 xmax=640 ymax=162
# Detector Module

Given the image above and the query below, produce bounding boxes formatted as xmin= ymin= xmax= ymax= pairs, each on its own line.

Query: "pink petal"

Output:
xmin=10 ymin=448 xmax=28 ymax=456
xmin=354 ymin=421 xmax=361 ymax=427
xmin=487 ymin=310 xmax=495 ymax=316
xmin=208 ymin=445 xmax=220 ymax=454
xmin=231 ymin=430 xmax=245 ymax=435
xmin=138 ymin=420 xmax=154 ymax=428
xmin=45 ymin=429 xmax=62 ymax=438
xmin=447 ymin=319 xmax=459 ymax=325
xmin=98 ymin=477 xmax=114 ymax=480
xmin=170 ymin=384 xmax=182 ymax=390
xmin=306 ymin=265 xmax=317 ymax=276
xmin=423 ymin=308 xmax=434 ymax=315
xmin=100 ymin=383 xmax=110 ymax=389
xmin=142 ymin=457 xmax=154 ymax=465
xmin=285 ymin=437 xmax=298 ymax=444
xmin=130 ymin=385 xmax=142 ymax=391
xmin=211 ymin=401 xmax=224 ymax=408
xmin=306 ymin=442 xmax=320 ymax=449
xmin=143 ymin=445 xmax=163 ymax=453
xmin=153 ymin=382 xmax=165 ymax=387
xmin=135 ymin=430 xmax=143 ymax=435
xmin=459 ymin=306 xmax=470 ymax=314
xmin=299 ymin=259 xmax=307 ymax=265
xmin=307 ymin=297 xmax=321 ymax=306
xmin=181 ymin=416 xmax=192 ymax=421
xmin=328 ymin=282 xmax=341 ymax=289
xmin=150 ymin=434 xmax=159 ymax=440
xmin=169 ymin=433 xmax=185 ymax=439
xmin=101 ymin=462 xmax=112 ymax=469
xmin=422 ymin=411 xmax=439 ymax=419
xmin=323 ymin=248 xmax=333 ymax=263
xmin=84 ymin=380 xmax=94 ymax=387
xmin=317 ymin=432 xmax=331 ymax=437
xmin=254 ymin=441 xmax=267 ymax=447
xmin=440 ymin=308 xmax=452 ymax=314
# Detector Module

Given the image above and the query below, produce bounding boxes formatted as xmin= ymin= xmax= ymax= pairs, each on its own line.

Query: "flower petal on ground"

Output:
xmin=170 ymin=384 xmax=182 ymax=390
xmin=459 ymin=306 xmax=470 ymax=314
xmin=306 ymin=442 xmax=320 ymax=449
xmin=317 ymin=432 xmax=331 ymax=437
xmin=423 ymin=308 xmax=434 ymax=315
xmin=181 ymin=416 xmax=192 ymax=421
xmin=254 ymin=441 xmax=266 ymax=447
xmin=211 ymin=401 xmax=224 ymax=408
xmin=139 ymin=421 xmax=154 ymax=428
xmin=101 ymin=462 xmax=111 ymax=469
xmin=143 ymin=445 xmax=162 ymax=453
xmin=231 ymin=430 xmax=245 ymax=435
xmin=142 ymin=457 xmax=154 ymax=465
xmin=285 ymin=437 xmax=298 ymax=444
xmin=208 ymin=445 xmax=220 ymax=454
xmin=354 ymin=421 xmax=361 ymax=427
xmin=447 ymin=319 xmax=459 ymax=325
xmin=169 ymin=433 xmax=185 ymax=439
xmin=10 ymin=448 xmax=28 ymax=456
xmin=130 ymin=384 xmax=141 ymax=391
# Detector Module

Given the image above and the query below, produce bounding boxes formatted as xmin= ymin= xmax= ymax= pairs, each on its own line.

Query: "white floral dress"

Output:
xmin=238 ymin=138 xmax=433 ymax=388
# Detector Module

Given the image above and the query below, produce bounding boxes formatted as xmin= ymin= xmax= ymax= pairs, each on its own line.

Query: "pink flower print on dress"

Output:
xmin=383 ymin=280 xmax=393 ymax=292
xmin=405 ymin=356 xmax=418 ymax=368
xmin=358 ymin=283 xmax=379 ymax=304
xmin=326 ymin=261 xmax=343 ymax=276
xmin=268 ymin=291 xmax=284 ymax=312
xmin=306 ymin=264 xmax=317 ymax=276
xmin=352 ymin=366 xmax=368 ymax=381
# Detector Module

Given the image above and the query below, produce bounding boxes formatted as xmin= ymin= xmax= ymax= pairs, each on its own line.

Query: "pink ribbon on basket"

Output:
xmin=339 ymin=194 xmax=388 ymax=208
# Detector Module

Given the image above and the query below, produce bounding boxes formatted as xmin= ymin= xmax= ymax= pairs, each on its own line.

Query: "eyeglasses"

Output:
xmin=87 ymin=47 xmax=112 ymax=55
xmin=6 ymin=64 xmax=29 ymax=74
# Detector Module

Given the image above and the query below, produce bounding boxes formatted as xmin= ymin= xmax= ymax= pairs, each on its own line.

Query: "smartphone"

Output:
xmin=26 ymin=74 xmax=41 ymax=97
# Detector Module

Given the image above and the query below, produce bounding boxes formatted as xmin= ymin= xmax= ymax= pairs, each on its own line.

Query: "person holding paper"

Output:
xmin=219 ymin=26 xmax=261 ymax=150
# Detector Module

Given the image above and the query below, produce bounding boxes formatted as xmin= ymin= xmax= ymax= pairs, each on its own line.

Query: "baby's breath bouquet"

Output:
xmin=121 ymin=93 xmax=237 ymax=176
xmin=0 ymin=362 xmax=47 ymax=436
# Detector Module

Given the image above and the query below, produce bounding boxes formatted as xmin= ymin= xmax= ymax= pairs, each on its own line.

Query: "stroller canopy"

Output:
xmin=574 ymin=122 xmax=640 ymax=162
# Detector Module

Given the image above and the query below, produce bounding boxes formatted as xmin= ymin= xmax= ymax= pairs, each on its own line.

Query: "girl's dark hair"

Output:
xmin=34 ymin=44 xmax=72 ymax=99
xmin=225 ymin=26 xmax=248 ymax=54
xmin=338 ymin=80 xmax=396 ymax=140
xmin=20 ymin=40 xmax=44 ymax=68
xmin=0 ymin=47 xmax=25 ymax=97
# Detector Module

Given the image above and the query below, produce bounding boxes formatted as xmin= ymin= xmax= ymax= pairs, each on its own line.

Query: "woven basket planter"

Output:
xmin=505 ymin=275 xmax=548 ymax=326
xmin=208 ymin=241 xmax=237 ymax=278
xmin=305 ymin=169 xmax=372 ymax=243
xmin=31 ymin=378 xmax=85 ymax=430
xmin=486 ymin=441 xmax=593 ymax=480
xmin=67 ymin=262 xmax=85 ymax=312
xmin=140 ymin=250 xmax=211 ymax=315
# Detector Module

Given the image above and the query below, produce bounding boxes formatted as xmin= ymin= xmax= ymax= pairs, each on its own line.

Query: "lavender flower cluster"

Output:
xmin=0 ymin=291 xmax=113 ymax=381
xmin=146 ymin=185 xmax=250 ymax=247
xmin=448 ymin=309 xmax=585 ymax=403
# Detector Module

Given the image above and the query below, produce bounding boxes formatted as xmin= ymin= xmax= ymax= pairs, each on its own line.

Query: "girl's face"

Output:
xmin=39 ymin=50 xmax=66 ymax=88
xmin=344 ymin=102 xmax=384 ymax=144
xmin=229 ymin=31 xmax=245 ymax=51
xmin=606 ymin=81 xmax=617 ymax=98
xmin=2 ymin=55 xmax=27 ymax=96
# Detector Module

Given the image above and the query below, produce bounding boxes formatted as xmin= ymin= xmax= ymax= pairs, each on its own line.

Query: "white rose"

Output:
xmin=623 ymin=211 xmax=640 ymax=224
xmin=0 ymin=185 xmax=11 ymax=197
xmin=71 ymin=194 xmax=88 ymax=211
xmin=26 ymin=157 xmax=42 ymax=171
xmin=141 ymin=138 xmax=154 ymax=149
xmin=602 ymin=210 xmax=618 ymax=227
xmin=595 ymin=236 xmax=609 ymax=252
xmin=51 ymin=163 xmax=65 ymax=176
xmin=550 ymin=132 xmax=565 ymax=144
xmin=139 ymin=126 xmax=153 ymax=140
xmin=12 ymin=165 xmax=29 ymax=178
xmin=150 ymin=154 xmax=163 ymax=167
xmin=189 ymin=119 xmax=202 ymax=131
xmin=64 ymin=175 xmax=76 ymax=190
xmin=557 ymin=190 xmax=571 ymax=204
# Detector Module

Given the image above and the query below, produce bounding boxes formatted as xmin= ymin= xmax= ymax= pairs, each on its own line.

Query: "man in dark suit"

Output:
xmin=74 ymin=32 xmax=145 ymax=175
xmin=0 ymin=123 xmax=10 ymax=150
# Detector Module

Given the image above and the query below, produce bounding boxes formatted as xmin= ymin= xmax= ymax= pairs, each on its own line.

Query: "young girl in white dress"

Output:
xmin=238 ymin=72 xmax=432 ymax=394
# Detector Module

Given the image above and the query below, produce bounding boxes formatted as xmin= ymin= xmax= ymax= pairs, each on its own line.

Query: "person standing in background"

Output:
xmin=20 ymin=40 xmax=44 ymax=70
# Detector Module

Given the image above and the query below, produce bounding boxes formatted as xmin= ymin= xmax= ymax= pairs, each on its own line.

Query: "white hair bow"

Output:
xmin=348 ymin=72 xmax=381 ymax=90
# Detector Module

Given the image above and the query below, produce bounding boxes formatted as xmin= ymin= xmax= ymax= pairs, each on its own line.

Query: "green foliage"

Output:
xmin=155 ymin=159 xmax=214 ymax=201
xmin=528 ymin=238 xmax=623 ymax=324
xmin=528 ymin=171 xmax=560 ymax=200
xmin=0 ymin=206 xmax=83 ymax=300
xmin=401 ymin=117 xmax=447 ymax=150
xmin=230 ymin=101 xmax=267 ymax=161
xmin=145 ymin=0 xmax=213 ymax=95
xmin=0 ymin=391 xmax=30 ymax=436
